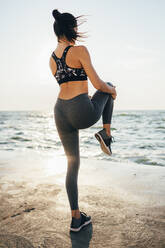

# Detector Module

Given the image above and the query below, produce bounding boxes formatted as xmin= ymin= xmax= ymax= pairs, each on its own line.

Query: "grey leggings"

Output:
xmin=54 ymin=87 xmax=114 ymax=210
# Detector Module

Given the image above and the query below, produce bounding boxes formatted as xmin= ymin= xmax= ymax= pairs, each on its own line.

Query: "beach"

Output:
xmin=1 ymin=0 xmax=165 ymax=244
xmin=0 ymin=150 xmax=165 ymax=248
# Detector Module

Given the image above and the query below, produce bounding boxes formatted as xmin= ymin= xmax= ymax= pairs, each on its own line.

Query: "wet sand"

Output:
xmin=0 ymin=151 xmax=165 ymax=248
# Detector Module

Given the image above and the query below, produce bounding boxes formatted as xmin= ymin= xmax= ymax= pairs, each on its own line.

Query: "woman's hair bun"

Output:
xmin=52 ymin=9 xmax=61 ymax=21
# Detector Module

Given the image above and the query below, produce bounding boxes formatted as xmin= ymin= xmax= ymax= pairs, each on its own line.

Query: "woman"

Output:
xmin=49 ymin=9 xmax=117 ymax=232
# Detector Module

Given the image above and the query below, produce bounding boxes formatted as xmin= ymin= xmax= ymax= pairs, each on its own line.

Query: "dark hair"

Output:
xmin=52 ymin=9 xmax=86 ymax=42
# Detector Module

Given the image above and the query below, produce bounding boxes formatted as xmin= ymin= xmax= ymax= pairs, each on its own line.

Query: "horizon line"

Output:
xmin=0 ymin=109 xmax=165 ymax=112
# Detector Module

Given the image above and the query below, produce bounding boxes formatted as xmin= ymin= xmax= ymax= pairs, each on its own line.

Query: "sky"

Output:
xmin=0 ymin=0 xmax=165 ymax=111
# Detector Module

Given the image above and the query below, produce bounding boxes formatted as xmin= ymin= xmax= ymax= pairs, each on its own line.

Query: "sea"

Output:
xmin=0 ymin=110 xmax=165 ymax=167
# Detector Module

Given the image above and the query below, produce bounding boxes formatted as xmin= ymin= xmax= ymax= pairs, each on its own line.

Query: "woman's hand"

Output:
xmin=110 ymin=86 xmax=117 ymax=100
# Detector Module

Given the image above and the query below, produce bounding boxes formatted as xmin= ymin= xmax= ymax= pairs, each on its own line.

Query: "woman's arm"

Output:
xmin=78 ymin=46 xmax=117 ymax=99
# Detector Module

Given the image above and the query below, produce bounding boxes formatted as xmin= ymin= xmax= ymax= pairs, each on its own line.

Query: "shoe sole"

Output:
xmin=70 ymin=219 xmax=92 ymax=232
xmin=95 ymin=133 xmax=112 ymax=156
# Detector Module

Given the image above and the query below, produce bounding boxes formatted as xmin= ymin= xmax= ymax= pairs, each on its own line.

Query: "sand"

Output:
xmin=0 ymin=151 xmax=165 ymax=248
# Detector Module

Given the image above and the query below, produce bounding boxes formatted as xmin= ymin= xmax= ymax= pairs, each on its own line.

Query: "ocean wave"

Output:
xmin=156 ymin=126 xmax=165 ymax=129
xmin=5 ymin=126 xmax=20 ymax=130
xmin=28 ymin=113 xmax=53 ymax=119
xmin=139 ymin=145 xmax=154 ymax=149
xmin=134 ymin=157 xmax=163 ymax=166
xmin=11 ymin=136 xmax=31 ymax=142
xmin=116 ymin=113 xmax=140 ymax=117
xmin=15 ymin=132 xmax=24 ymax=135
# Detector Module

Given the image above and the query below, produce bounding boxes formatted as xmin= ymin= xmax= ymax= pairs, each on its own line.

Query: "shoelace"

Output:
xmin=110 ymin=136 xmax=115 ymax=142
xmin=105 ymin=135 xmax=115 ymax=146
xmin=80 ymin=211 xmax=87 ymax=217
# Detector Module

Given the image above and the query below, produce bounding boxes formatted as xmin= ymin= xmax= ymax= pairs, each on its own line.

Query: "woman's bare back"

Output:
xmin=49 ymin=45 xmax=88 ymax=99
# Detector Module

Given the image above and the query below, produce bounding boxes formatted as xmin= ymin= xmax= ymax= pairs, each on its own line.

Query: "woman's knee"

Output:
xmin=67 ymin=155 xmax=80 ymax=170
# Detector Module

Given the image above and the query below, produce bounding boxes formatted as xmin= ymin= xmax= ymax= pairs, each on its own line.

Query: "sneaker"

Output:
xmin=95 ymin=128 xmax=115 ymax=155
xmin=70 ymin=211 xmax=92 ymax=232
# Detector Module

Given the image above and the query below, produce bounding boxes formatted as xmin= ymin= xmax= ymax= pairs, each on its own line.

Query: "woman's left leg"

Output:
xmin=91 ymin=88 xmax=114 ymax=136
xmin=90 ymin=86 xmax=114 ymax=155
xmin=102 ymin=93 xmax=114 ymax=136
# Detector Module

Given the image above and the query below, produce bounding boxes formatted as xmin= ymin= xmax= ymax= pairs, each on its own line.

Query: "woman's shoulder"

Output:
xmin=73 ymin=45 xmax=88 ymax=51
xmin=72 ymin=45 xmax=89 ymax=57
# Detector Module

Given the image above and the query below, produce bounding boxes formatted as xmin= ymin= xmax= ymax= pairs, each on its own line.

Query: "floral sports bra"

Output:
xmin=51 ymin=46 xmax=88 ymax=85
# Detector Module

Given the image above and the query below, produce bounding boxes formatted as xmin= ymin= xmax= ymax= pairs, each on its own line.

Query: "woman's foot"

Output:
xmin=70 ymin=212 xmax=92 ymax=232
xmin=95 ymin=128 xmax=114 ymax=155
